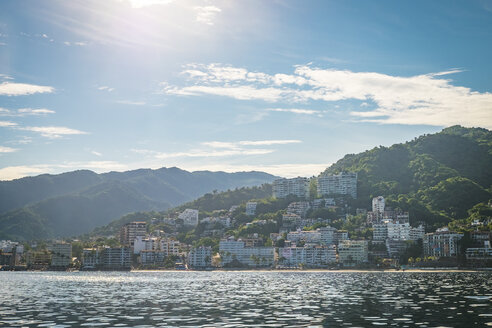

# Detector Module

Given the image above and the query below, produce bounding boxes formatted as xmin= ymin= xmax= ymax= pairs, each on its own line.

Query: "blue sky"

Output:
xmin=0 ymin=0 xmax=491 ymax=180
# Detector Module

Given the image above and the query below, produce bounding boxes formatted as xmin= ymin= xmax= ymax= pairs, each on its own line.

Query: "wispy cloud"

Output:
xmin=267 ymin=108 xmax=320 ymax=115
xmin=64 ymin=41 xmax=88 ymax=46
xmin=164 ymin=63 xmax=492 ymax=129
xmin=21 ymin=126 xmax=88 ymax=139
xmin=0 ymin=81 xmax=54 ymax=96
xmin=91 ymin=150 xmax=102 ymax=156
xmin=0 ymin=108 xmax=55 ymax=116
xmin=133 ymin=139 xmax=301 ymax=160
xmin=195 ymin=6 xmax=222 ymax=25
xmin=98 ymin=86 xmax=115 ymax=92
xmin=0 ymin=146 xmax=18 ymax=153
xmin=0 ymin=121 xmax=18 ymax=127
xmin=116 ymin=100 xmax=147 ymax=105
xmin=122 ymin=0 xmax=176 ymax=8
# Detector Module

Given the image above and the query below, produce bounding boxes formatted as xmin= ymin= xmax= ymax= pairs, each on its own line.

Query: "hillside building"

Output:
xmin=179 ymin=209 xmax=199 ymax=226
xmin=120 ymin=221 xmax=147 ymax=247
xmin=273 ymin=177 xmax=309 ymax=199
xmin=317 ymin=172 xmax=357 ymax=198
xmin=423 ymin=228 xmax=463 ymax=258
xmin=245 ymin=202 xmax=257 ymax=216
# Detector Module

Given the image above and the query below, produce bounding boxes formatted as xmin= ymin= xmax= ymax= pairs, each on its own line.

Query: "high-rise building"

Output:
xmin=317 ymin=172 xmax=357 ymax=198
xmin=372 ymin=196 xmax=385 ymax=213
xmin=423 ymin=228 xmax=463 ymax=258
xmin=245 ymin=202 xmax=257 ymax=216
xmin=280 ymin=245 xmax=336 ymax=268
xmin=219 ymin=238 xmax=274 ymax=267
xmin=120 ymin=221 xmax=147 ymax=247
xmin=338 ymin=240 xmax=368 ymax=266
xmin=273 ymin=177 xmax=309 ymax=199
xmin=188 ymin=246 xmax=212 ymax=268
xmin=100 ymin=247 xmax=131 ymax=270
xmin=50 ymin=243 xmax=72 ymax=268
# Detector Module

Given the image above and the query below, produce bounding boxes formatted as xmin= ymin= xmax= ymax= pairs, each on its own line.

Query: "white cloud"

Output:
xmin=121 ymin=0 xmax=176 ymax=8
xmin=195 ymin=6 xmax=221 ymax=25
xmin=132 ymin=138 xmax=301 ymax=160
xmin=0 ymin=166 xmax=48 ymax=181
xmin=164 ymin=64 xmax=492 ymax=129
xmin=0 ymin=121 xmax=18 ymax=127
xmin=98 ymin=86 xmax=115 ymax=92
xmin=0 ymin=74 xmax=13 ymax=80
xmin=22 ymin=126 xmax=88 ymax=139
xmin=0 ymin=146 xmax=18 ymax=153
xmin=0 ymin=82 xmax=54 ymax=96
xmin=91 ymin=150 xmax=102 ymax=156
xmin=0 ymin=42 xmax=6 ymax=46
xmin=179 ymin=163 xmax=330 ymax=178
xmin=202 ymin=139 xmax=301 ymax=148
xmin=116 ymin=100 xmax=147 ymax=105
xmin=0 ymin=108 xmax=56 ymax=117
xmin=267 ymin=108 xmax=320 ymax=115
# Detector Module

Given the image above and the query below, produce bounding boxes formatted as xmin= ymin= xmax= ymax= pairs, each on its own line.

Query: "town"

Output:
xmin=1 ymin=173 xmax=491 ymax=271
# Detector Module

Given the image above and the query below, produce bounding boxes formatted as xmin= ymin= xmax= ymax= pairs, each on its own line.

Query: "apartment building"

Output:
xmin=120 ymin=221 xmax=147 ymax=247
xmin=280 ymin=245 xmax=336 ymax=268
xmin=423 ymin=228 xmax=463 ymax=258
xmin=219 ymin=239 xmax=274 ymax=267
xmin=338 ymin=240 xmax=368 ymax=266
xmin=273 ymin=177 xmax=309 ymax=199
xmin=187 ymin=246 xmax=212 ymax=268
xmin=179 ymin=209 xmax=199 ymax=226
xmin=317 ymin=172 xmax=357 ymax=198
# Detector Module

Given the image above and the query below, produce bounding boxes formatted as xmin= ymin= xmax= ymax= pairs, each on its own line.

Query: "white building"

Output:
xmin=286 ymin=201 xmax=311 ymax=218
xmin=133 ymin=236 xmax=159 ymax=254
xmin=280 ymin=245 xmax=336 ymax=268
xmin=372 ymin=196 xmax=385 ymax=213
xmin=334 ymin=230 xmax=349 ymax=245
xmin=100 ymin=247 xmax=131 ymax=269
xmin=219 ymin=239 xmax=274 ymax=267
xmin=287 ymin=230 xmax=321 ymax=244
xmin=273 ymin=177 xmax=309 ymax=199
xmin=373 ymin=221 xmax=425 ymax=241
xmin=245 ymin=202 xmax=257 ymax=216
xmin=409 ymin=225 xmax=425 ymax=240
xmin=423 ymin=228 xmax=463 ymax=258
xmin=50 ymin=243 xmax=72 ymax=268
xmin=319 ymin=226 xmax=337 ymax=245
xmin=82 ymin=248 xmax=100 ymax=269
xmin=317 ymin=172 xmax=357 ymax=198
xmin=179 ymin=209 xmax=199 ymax=226
xmin=373 ymin=223 xmax=388 ymax=241
xmin=201 ymin=216 xmax=231 ymax=228
xmin=338 ymin=240 xmax=368 ymax=266
xmin=187 ymin=246 xmax=212 ymax=268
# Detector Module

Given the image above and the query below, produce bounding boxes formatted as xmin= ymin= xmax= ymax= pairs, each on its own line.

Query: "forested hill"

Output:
xmin=323 ymin=125 xmax=492 ymax=228
xmin=0 ymin=168 xmax=276 ymax=240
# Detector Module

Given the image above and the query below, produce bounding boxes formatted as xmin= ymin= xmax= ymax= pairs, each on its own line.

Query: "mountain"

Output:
xmin=0 ymin=167 xmax=276 ymax=240
xmin=323 ymin=125 xmax=492 ymax=229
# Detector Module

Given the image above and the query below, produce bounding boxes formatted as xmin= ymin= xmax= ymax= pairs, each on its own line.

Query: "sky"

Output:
xmin=0 ymin=0 xmax=491 ymax=180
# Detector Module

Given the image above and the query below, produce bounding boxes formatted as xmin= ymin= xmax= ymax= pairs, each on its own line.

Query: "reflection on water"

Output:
xmin=0 ymin=271 xmax=491 ymax=327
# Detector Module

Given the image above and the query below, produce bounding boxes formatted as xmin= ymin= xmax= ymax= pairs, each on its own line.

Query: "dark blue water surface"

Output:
xmin=0 ymin=271 xmax=491 ymax=327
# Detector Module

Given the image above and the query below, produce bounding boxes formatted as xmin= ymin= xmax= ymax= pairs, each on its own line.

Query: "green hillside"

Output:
xmin=323 ymin=125 xmax=492 ymax=228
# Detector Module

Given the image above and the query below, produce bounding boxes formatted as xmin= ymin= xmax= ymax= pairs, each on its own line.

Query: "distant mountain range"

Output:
xmin=0 ymin=167 xmax=276 ymax=240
